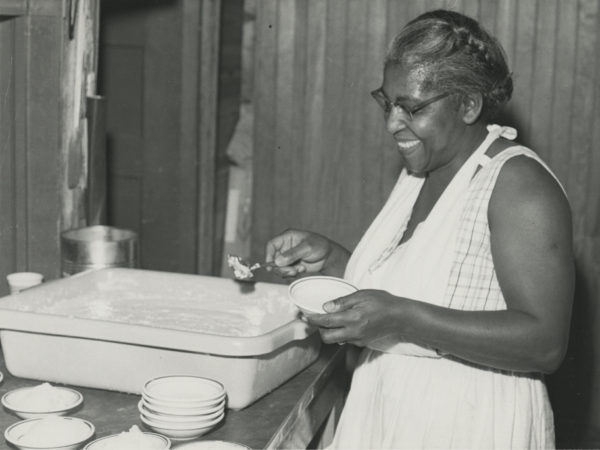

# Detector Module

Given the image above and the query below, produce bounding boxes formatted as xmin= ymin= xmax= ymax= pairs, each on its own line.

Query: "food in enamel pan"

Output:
xmin=2 ymin=271 xmax=298 ymax=337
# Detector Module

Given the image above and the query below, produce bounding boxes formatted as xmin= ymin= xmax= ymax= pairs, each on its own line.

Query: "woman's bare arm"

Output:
xmin=309 ymin=156 xmax=575 ymax=373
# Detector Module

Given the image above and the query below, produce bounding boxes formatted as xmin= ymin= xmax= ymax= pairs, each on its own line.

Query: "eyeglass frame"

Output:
xmin=370 ymin=88 xmax=453 ymax=121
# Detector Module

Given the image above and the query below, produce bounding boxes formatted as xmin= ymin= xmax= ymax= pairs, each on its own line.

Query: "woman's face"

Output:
xmin=380 ymin=63 xmax=467 ymax=176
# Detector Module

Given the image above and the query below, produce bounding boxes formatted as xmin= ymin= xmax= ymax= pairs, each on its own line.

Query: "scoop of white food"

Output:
xmin=11 ymin=383 xmax=77 ymax=411
xmin=95 ymin=425 xmax=166 ymax=450
xmin=227 ymin=255 xmax=257 ymax=280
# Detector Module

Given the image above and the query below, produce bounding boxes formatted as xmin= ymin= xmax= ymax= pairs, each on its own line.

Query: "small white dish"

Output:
xmin=83 ymin=429 xmax=170 ymax=449
xmin=140 ymin=410 xmax=224 ymax=430
xmin=4 ymin=416 xmax=95 ymax=450
xmin=143 ymin=375 xmax=225 ymax=404
xmin=141 ymin=397 xmax=226 ymax=416
xmin=2 ymin=385 xmax=83 ymax=419
xmin=140 ymin=412 xmax=224 ymax=441
xmin=142 ymin=391 xmax=225 ymax=410
xmin=175 ymin=441 xmax=251 ymax=449
xmin=138 ymin=400 xmax=223 ymax=423
xmin=6 ymin=272 xmax=44 ymax=294
xmin=289 ymin=276 xmax=358 ymax=315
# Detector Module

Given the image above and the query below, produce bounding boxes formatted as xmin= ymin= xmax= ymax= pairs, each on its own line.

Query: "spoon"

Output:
xmin=227 ymin=254 xmax=274 ymax=281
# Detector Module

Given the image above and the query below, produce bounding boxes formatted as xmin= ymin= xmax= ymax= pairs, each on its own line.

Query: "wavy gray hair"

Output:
xmin=386 ymin=9 xmax=513 ymax=120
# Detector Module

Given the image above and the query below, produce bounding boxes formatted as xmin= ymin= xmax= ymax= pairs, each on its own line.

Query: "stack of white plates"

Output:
xmin=139 ymin=375 xmax=226 ymax=441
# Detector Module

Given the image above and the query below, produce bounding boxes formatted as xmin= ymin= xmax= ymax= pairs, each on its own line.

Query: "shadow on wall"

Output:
xmin=496 ymin=108 xmax=596 ymax=449
xmin=547 ymin=260 xmax=596 ymax=449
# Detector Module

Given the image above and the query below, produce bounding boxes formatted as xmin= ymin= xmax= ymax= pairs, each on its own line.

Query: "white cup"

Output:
xmin=6 ymin=272 xmax=44 ymax=294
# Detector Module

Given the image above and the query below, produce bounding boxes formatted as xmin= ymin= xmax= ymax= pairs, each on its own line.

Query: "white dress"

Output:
xmin=328 ymin=125 xmax=559 ymax=449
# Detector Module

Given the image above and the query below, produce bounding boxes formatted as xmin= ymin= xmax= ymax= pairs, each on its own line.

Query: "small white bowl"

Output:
xmin=141 ymin=397 xmax=226 ymax=416
xmin=289 ymin=276 xmax=358 ymax=315
xmin=2 ymin=385 xmax=83 ymax=419
xmin=6 ymin=272 xmax=44 ymax=294
xmin=142 ymin=391 xmax=225 ymax=410
xmin=83 ymin=430 xmax=170 ymax=450
xmin=140 ymin=412 xmax=224 ymax=441
xmin=138 ymin=400 xmax=224 ymax=423
xmin=5 ymin=416 xmax=95 ymax=450
xmin=143 ymin=376 xmax=225 ymax=404
xmin=175 ymin=441 xmax=251 ymax=449
xmin=140 ymin=409 xmax=224 ymax=430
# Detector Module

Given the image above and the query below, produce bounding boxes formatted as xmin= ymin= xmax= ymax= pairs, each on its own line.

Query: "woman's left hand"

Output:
xmin=305 ymin=289 xmax=406 ymax=347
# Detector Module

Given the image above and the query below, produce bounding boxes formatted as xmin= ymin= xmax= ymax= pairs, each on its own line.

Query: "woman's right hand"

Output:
xmin=265 ymin=229 xmax=350 ymax=279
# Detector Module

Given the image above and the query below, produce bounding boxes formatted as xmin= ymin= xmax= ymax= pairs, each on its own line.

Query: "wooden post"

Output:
xmin=196 ymin=0 xmax=221 ymax=274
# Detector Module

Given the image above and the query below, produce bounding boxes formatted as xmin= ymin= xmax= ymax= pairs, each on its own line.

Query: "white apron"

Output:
xmin=329 ymin=125 xmax=556 ymax=449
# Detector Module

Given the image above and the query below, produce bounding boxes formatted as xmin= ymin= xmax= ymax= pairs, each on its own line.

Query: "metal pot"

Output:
xmin=61 ymin=225 xmax=138 ymax=276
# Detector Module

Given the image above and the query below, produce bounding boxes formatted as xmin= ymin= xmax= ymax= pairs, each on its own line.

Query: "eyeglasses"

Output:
xmin=370 ymin=88 xmax=452 ymax=121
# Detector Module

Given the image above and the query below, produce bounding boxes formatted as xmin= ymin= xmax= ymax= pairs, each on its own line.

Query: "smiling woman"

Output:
xmin=262 ymin=8 xmax=574 ymax=450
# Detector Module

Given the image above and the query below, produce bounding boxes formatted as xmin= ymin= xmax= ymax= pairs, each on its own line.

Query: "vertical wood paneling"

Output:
xmin=142 ymin=5 xmax=183 ymax=270
xmin=251 ymin=0 xmax=600 ymax=248
xmin=251 ymin=0 xmax=278 ymax=259
xmin=589 ymin=9 xmax=600 ymax=237
xmin=359 ymin=0 xmax=388 ymax=235
xmin=339 ymin=0 xmax=367 ymax=241
xmin=0 ymin=18 xmax=17 ymax=281
xmin=385 ymin=0 xmax=404 ymax=39
xmin=27 ymin=17 xmax=63 ymax=272
xmin=548 ymin=0 xmax=578 ymax=183
xmin=493 ymin=0 xmax=518 ymax=69
xmin=478 ymin=0 xmax=497 ymax=33
xmin=461 ymin=0 xmax=480 ymax=20
xmin=0 ymin=1 xmax=27 ymax=15
xmin=291 ymin=0 xmax=309 ymax=227
xmin=424 ymin=0 xmax=442 ymax=12
xmin=0 ymin=2 xmax=97 ymax=293
xmin=316 ymin=0 xmax=347 ymax=233
xmin=12 ymin=15 xmax=28 ymax=270
xmin=143 ymin=2 xmax=184 ymax=270
xmin=197 ymin=0 xmax=222 ymax=274
xmin=249 ymin=2 xmax=600 ymax=443
xmin=406 ymin=0 xmax=431 ymax=27
xmin=512 ymin=0 xmax=537 ymax=143
xmin=568 ymin=0 xmax=597 ymax=239
xmin=529 ymin=0 xmax=557 ymax=158
xmin=100 ymin=0 xmax=224 ymax=274
xmin=179 ymin=0 xmax=201 ymax=271
xmin=274 ymin=0 xmax=300 ymax=233
xmin=300 ymin=0 xmax=327 ymax=234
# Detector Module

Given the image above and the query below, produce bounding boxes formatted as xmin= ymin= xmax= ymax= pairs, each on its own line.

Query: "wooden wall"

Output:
xmin=246 ymin=0 xmax=600 ymax=447
xmin=0 ymin=0 xmax=97 ymax=293
xmin=98 ymin=0 xmax=226 ymax=274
